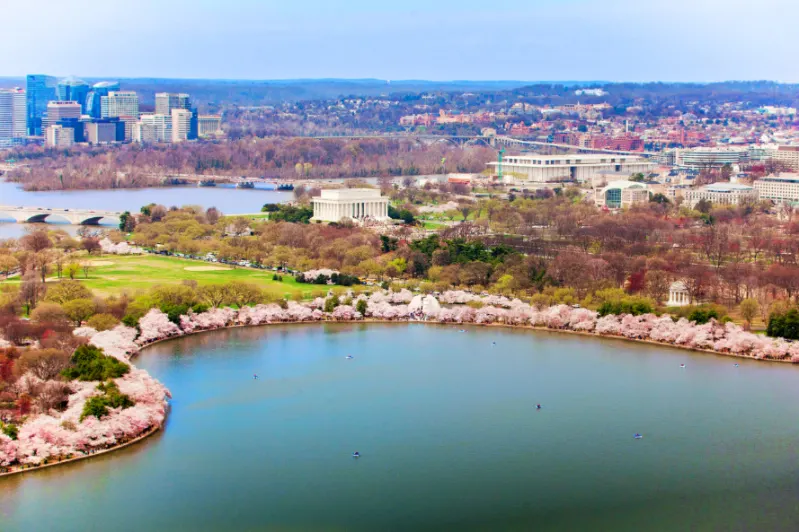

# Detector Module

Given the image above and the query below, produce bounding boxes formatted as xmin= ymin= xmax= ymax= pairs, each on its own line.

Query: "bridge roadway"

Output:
xmin=0 ymin=205 xmax=122 ymax=225
xmin=309 ymin=134 xmax=658 ymax=157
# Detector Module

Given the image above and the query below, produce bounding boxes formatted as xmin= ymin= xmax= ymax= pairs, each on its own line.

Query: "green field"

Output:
xmin=56 ymin=255 xmax=322 ymax=298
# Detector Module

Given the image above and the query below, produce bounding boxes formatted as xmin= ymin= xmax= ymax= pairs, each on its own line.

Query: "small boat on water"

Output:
xmin=198 ymin=180 xmax=217 ymax=187
xmin=346 ymin=355 xmax=354 ymax=360
xmin=352 ymin=451 xmax=360 ymax=458
xmin=277 ymin=183 xmax=295 ymax=191
xmin=237 ymin=181 xmax=255 ymax=189
xmin=680 ymin=364 xmax=686 ymax=368
xmin=634 ymin=434 xmax=643 ymax=439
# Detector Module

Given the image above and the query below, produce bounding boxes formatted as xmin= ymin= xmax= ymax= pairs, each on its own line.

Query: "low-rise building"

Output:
xmin=684 ymin=182 xmax=758 ymax=208
xmin=198 ymin=115 xmax=222 ymax=137
xmin=487 ymin=154 xmax=654 ymax=184
xmin=311 ymin=188 xmax=390 ymax=222
xmin=594 ymin=180 xmax=649 ymax=209
xmin=770 ymin=146 xmax=799 ymax=171
xmin=752 ymin=173 xmax=799 ymax=203
xmin=86 ymin=119 xmax=124 ymax=144
xmin=675 ymin=147 xmax=751 ymax=168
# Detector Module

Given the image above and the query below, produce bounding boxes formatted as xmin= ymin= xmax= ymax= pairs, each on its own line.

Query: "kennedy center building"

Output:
xmin=312 ymin=188 xmax=390 ymax=222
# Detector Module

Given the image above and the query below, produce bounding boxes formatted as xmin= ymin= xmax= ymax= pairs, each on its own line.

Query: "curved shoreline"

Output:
xmin=0 ymin=424 xmax=161 ymax=479
xmin=3 ymin=316 xmax=790 ymax=479
xmin=135 ymin=317 xmax=792 ymax=364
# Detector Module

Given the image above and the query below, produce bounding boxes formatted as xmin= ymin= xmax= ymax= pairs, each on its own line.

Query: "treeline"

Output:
xmin=6 ymin=138 xmax=494 ymax=191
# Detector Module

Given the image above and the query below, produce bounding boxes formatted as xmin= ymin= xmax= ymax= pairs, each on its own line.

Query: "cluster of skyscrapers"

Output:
xmin=0 ymin=75 xmax=222 ymax=148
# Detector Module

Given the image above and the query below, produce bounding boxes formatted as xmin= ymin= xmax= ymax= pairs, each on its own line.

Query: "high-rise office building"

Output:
xmin=100 ymin=91 xmax=139 ymax=119
xmin=56 ymin=77 xmax=90 ymax=113
xmin=155 ymin=93 xmax=190 ymax=116
xmin=0 ymin=88 xmax=27 ymax=144
xmin=42 ymin=101 xmax=81 ymax=132
xmin=26 ymin=74 xmax=58 ymax=135
xmin=134 ymin=113 xmax=171 ymax=143
xmin=85 ymin=81 xmax=120 ymax=118
xmin=171 ymin=109 xmax=193 ymax=143
xmin=45 ymin=125 xmax=75 ymax=147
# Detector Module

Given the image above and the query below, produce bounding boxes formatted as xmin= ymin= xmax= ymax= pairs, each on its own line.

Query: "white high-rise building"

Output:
xmin=155 ymin=93 xmax=190 ymax=116
xmin=133 ymin=113 xmax=171 ymax=143
xmin=101 ymin=91 xmax=139 ymax=119
xmin=171 ymin=109 xmax=192 ymax=143
xmin=0 ymin=88 xmax=26 ymax=143
xmin=45 ymin=125 xmax=75 ymax=147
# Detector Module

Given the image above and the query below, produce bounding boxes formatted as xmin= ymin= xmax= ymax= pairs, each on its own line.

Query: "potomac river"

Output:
xmin=2 ymin=324 xmax=799 ymax=530
xmin=0 ymin=180 xmax=291 ymax=239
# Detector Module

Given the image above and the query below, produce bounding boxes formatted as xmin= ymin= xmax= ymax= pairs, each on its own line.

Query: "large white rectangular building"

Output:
xmin=487 ymin=154 xmax=653 ymax=183
xmin=312 ymin=188 xmax=390 ymax=222
xmin=753 ymin=174 xmax=799 ymax=203
xmin=684 ymin=183 xmax=758 ymax=208
xmin=101 ymin=91 xmax=139 ymax=119
xmin=770 ymin=146 xmax=799 ymax=171
xmin=45 ymin=124 xmax=74 ymax=147
xmin=171 ymin=109 xmax=192 ymax=143
xmin=133 ymin=113 xmax=171 ymax=143
xmin=198 ymin=115 xmax=222 ymax=137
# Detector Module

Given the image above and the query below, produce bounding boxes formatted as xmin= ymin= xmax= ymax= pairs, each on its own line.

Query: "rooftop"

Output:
xmin=702 ymin=183 xmax=754 ymax=192
xmin=599 ymin=180 xmax=647 ymax=192
xmin=319 ymin=188 xmax=383 ymax=200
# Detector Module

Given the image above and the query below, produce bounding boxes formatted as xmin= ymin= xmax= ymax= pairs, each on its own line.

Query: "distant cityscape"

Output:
xmin=0 ymin=75 xmax=223 ymax=148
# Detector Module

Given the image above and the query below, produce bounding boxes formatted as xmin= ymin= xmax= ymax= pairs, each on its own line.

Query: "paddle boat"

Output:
xmin=352 ymin=451 xmax=360 ymax=458
xmin=346 ymin=355 xmax=354 ymax=360
xmin=634 ymin=434 xmax=643 ymax=439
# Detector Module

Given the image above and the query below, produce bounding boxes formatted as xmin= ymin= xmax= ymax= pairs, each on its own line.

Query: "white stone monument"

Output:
xmin=311 ymin=188 xmax=390 ymax=223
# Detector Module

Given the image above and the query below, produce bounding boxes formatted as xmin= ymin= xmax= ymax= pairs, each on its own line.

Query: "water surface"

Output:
xmin=0 ymin=180 xmax=289 ymax=239
xmin=1 ymin=324 xmax=798 ymax=531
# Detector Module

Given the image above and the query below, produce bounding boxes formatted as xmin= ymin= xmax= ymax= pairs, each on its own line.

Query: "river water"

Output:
xmin=2 ymin=324 xmax=799 ymax=531
xmin=0 ymin=180 xmax=292 ymax=240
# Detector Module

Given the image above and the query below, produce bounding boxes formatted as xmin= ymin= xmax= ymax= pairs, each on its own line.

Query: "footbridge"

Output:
xmin=0 ymin=206 xmax=122 ymax=225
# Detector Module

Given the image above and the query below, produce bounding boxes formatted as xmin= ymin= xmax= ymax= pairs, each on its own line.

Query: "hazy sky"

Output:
xmin=4 ymin=0 xmax=797 ymax=81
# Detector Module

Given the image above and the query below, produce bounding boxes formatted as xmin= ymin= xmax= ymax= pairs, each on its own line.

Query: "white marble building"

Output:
xmin=312 ymin=188 xmax=390 ymax=222
xmin=667 ymin=281 xmax=690 ymax=307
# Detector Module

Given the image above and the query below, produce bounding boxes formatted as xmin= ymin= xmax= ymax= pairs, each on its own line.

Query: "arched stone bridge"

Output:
xmin=0 ymin=206 xmax=122 ymax=225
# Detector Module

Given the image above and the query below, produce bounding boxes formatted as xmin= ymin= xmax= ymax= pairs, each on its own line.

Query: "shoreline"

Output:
xmin=0 ymin=424 xmax=161 ymax=479
xmin=3 ymin=315 xmax=789 ymax=479
xmin=134 ymin=317 xmax=791 ymax=364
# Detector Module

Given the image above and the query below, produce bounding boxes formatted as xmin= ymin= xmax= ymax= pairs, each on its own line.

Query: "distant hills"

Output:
xmin=0 ymin=77 xmax=604 ymax=106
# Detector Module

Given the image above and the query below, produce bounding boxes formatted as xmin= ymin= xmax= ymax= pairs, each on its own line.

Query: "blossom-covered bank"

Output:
xmin=4 ymin=289 xmax=795 ymax=476
xmin=0 ymin=328 xmax=170 ymax=474
xmin=129 ymin=290 xmax=799 ymax=362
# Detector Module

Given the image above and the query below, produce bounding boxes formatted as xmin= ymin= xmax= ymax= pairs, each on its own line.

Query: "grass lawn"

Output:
xmin=423 ymin=221 xmax=448 ymax=230
xmin=52 ymin=254 xmax=328 ymax=299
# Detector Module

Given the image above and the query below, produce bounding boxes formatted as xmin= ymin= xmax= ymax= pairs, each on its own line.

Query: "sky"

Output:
xmin=4 ymin=0 xmax=798 ymax=82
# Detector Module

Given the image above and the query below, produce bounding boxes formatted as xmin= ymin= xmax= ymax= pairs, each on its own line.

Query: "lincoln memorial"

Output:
xmin=311 ymin=188 xmax=390 ymax=222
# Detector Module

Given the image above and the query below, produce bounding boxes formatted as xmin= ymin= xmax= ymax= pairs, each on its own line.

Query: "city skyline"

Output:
xmin=3 ymin=0 xmax=798 ymax=82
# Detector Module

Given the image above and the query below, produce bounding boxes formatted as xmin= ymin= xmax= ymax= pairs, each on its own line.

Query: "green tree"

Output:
xmin=62 ymin=345 xmax=130 ymax=382
xmin=739 ymin=299 xmax=759 ymax=330
xmin=356 ymin=299 xmax=368 ymax=316
xmin=63 ymin=298 xmax=96 ymax=326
